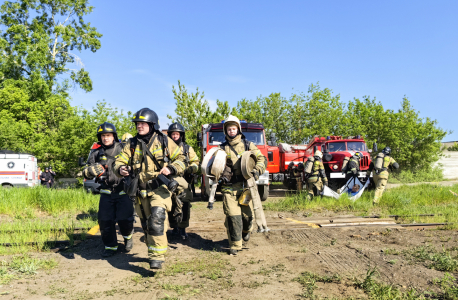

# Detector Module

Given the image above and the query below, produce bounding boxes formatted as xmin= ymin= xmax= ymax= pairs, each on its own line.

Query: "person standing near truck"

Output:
xmin=48 ymin=167 xmax=56 ymax=188
xmin=304 ymin=150 xmax=328 ymax=200
xmin=366 ymin=146 xmax=399 ymax=205
xmin=83 ymin=122 xmax=135 ymax=258
xmin=40 ymin=168 xmax=51 ymax=188
xmin=218 ymin=115 xmax=267 ymax=255
xmin=114 ymin=108 xmax=187 ymax=270
xmin=167 ymin=122 xmax=200 ymax=240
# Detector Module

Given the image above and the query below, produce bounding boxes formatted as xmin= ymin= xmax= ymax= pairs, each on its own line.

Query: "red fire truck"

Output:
xmin=197 ymin=121 xmax=278 ymax=201
xmin=270 ymin=136 xmax=373 ymax=191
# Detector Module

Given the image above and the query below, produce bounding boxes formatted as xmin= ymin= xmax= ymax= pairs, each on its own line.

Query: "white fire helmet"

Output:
xmin=223 ymin=115 xmax=242 ymax=137
xmin=314 ymin=150 xmax=323 ymax=159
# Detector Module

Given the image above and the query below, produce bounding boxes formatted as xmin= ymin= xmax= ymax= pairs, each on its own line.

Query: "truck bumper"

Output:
xmin=329 ymin=172 xmax=372 ymax=179
xmin=256 ymin=171 xmax=269 ymax=186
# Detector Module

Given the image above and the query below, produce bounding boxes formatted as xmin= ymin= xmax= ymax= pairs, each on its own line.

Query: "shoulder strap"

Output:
xmin=244 ymin=139 xmax=250 ymax=151
xmin=129 ymin=137 xmax=138 ymax=157
xmin=183 ymin=143 xmax=190 ymax=157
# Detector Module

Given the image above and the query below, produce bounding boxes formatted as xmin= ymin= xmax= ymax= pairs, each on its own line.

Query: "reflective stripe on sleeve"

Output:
xmin=123 ymin=234 xmax=133 ymax=240
xmin=170 ymin=146 xmax=180 ymax=160
xmin=105 ymin=246 xmax=118 ymax=250
xmin=119 ymin=191 xmax=126 ymax=195
xmin=118 ymin=153 xmax=129 ymax=164
xmin=100 ymin=189 xmax=112 ymax=194
xmin=174 ymin=160 xmax=186 ymax=170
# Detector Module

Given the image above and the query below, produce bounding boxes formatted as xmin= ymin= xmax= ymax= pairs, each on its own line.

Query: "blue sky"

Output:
xmin=69 ymin=0 xmax=458 ymax=141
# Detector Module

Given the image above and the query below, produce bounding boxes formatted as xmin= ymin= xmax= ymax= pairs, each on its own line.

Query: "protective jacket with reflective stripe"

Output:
xmin=113 ymin=133 xmax=186 ymax=184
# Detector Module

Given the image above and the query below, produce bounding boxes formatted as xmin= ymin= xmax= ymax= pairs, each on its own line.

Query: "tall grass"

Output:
xmin=0 ymin=187 xmax=100 ymax=254
xmin=265 ymin=184 xmax=458 ymax=226
xmin=0 ymin=186 xmax=99 ymax=217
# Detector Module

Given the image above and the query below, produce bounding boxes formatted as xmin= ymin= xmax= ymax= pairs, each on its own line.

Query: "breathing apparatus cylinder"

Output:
xmin=341 ymin=156 xmax=350 ymax=171
xmin=304 ymin=157 xmax=315 ymax=174
xmin=374 ymin=152 xmax=385 ymax=171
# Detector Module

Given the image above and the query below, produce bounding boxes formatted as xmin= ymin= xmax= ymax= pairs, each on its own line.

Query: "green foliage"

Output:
xmin=0 ymin=0 xmax=109 ymax=177
xmin=0 ymin=185 xmax=99 ymax=216
xmin=448 ymin=143 xmax=458 ymax=151
xmin=433 ymin=273 xmax=458 ymax=300
xmin=171 ymin=81 xmax=447 ymax=171
xmin=167 ymin=81 xmax=236 ymax=159
xmin=0 ymin=0 xmax=102 ymax=92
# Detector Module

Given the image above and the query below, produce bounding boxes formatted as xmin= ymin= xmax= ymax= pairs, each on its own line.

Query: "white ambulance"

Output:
xmin=0 ymin=150 xmax=39 ymax=188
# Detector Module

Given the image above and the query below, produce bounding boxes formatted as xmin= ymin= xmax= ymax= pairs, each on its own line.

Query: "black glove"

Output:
xmin=207 ymin=202 xmax=213 ymax=210
xmin=251 ymin=169 xmax=260 ymax=181
xmin=365 ymin=174 xmax=370 ymax=181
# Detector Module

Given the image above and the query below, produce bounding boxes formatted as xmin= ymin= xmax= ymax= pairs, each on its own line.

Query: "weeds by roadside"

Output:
xmin=0 ymin=255 xmax=58 ymax=284
xmin=403 ymin=245 xmax=458 ymax=272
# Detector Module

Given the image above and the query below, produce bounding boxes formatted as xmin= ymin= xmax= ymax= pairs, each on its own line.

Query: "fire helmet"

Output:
xmin=223 ymin=115 xmax=242 ymax=137
xmin=354 ymin=152 xmax=363 ymax=159
xmin=132 ymin=108 xmax=160 ymax=130
xmin=168 ymin=122 xmax=186 ymax=143
xmin=121 ymin=133 xmax=133 ymax=142
xmin=96 ymin=122 xmax=118 ymax=143
xmin=314 ymin=150 xmax=323 ymax=159
xmin=382 ymin=147 xmax=391 ymax=155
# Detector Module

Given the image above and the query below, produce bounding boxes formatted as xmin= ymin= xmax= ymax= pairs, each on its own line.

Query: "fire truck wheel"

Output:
xmin=2 ymin=184 xmax=13 ymax=189
xmin=259 ymin=185 xmax=269 ymax=201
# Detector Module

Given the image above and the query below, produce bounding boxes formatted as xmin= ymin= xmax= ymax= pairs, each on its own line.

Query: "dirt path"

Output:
xmin=2 ymin=195 xmax=457 ymax=299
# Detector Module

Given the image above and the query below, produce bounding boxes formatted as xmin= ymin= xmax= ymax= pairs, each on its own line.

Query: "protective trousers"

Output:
xmin=222 ymin=183 xmax=254 ymax=250
xmin=98 ymin=193 xmax=135 ymax=249
xmin=373 ymin=174 xmax=388 ymax=203
xmin=178 ymin=186 xmax=192 ymax=229
xmin=168 ymin=177 xmax=192 ymax=229
xmin=306 ymin=178 xmax=323 ymax=200
xmin=135 ymin=185 xmax=172 ymax=262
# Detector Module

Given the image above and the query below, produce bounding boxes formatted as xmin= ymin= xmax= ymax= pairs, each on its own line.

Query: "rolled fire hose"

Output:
xmin=241 ymin=151 xmax=270 ymax=233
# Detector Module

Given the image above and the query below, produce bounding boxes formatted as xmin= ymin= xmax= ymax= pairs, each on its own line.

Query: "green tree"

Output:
xmin=167 ymin=81 xmax=214 ymax=157
xmin=0 ymin=0 xmax=102 ymax=92
xmin=0 ymin=0 xmax=103 ymax=176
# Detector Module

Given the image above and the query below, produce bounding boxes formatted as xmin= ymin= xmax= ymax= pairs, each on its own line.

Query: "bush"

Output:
xmin=448 ymin=143 xmax=458 ymax=151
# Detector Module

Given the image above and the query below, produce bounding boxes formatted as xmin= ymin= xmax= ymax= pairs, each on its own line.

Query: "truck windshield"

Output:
xmin=208 ymin=131 xmax=265 ymax=145
xmin=327 ymin=142 xmax=346 ymax=152
xmin=327 ymin=141 xmax=367 ymax=152
xmin=347 ymin=141 xmax=367 ymax=151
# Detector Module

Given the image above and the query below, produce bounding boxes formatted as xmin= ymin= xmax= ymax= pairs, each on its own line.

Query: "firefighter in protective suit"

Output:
xmin=114 ymin=108 xmax=186 ymax=269
xmin=305 ymin=150 xmax=328 ymax=200
xmin=83 ymin=122 xmax=134 ymax=257
xmin=366 ymin=147 xmax=399 ymax=205
xmin=342 ymin=152 xmax=363 ymax=182
xmin=167 ymin=122 xmax=200 ymax=240
xmin=218 ymin=115 xmax=267 ymax=255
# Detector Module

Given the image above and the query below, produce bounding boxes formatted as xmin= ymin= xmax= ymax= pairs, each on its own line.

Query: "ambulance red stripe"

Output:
xmin=0 ymin=171 xmax=25 ymax=175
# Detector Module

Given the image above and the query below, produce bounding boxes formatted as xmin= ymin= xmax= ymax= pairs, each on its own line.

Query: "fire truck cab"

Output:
xmin=198 ymin=121 xmax=271 ymax=201
xmin=273 ymin=136 xmax=373 ymax=191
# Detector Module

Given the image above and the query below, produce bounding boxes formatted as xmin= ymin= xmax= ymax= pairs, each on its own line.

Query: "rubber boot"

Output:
xmin=242 ymin=232 xmax=250 ymax=242
xmin=179 ymin=228 xmax=188 ymax=240
xmin=102 ymin=249 xmax=117 ymax=258
xmin=124 ymin=238 xmax=133 ymax=252
xmin=150 ymin=260 xmax=164 ymax=269
xmin=228 ymin=249 xmax=238 ymax=255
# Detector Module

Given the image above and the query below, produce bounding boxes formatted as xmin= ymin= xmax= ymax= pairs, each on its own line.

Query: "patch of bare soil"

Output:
xmin=1 ymin=198 xmax=457 ymax=300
